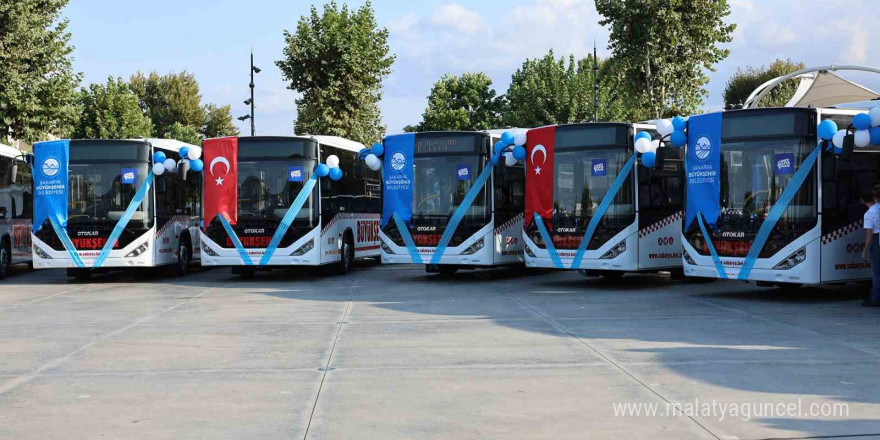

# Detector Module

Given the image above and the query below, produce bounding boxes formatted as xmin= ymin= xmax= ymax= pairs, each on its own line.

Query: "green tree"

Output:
xmin=73 ymin=77 xmax=153 ymax=139
xmin=276 ymin=1 xmax=394 ymax=145
xmin=202 ymin=104 xmax=239 ymax=139
xmin=0 ymin=0 xmax=81 ymax=143
xmin=407 ymin=73 xmax=504 ymax=132
xmin=164 ymin=122 xmax=201 ymax=146
xmin=129 ymin=71 xmax=204 ymax=137
xmin=595 ymin=0 xmax=736 ymax=119
xmin=504 ymin=50 xmax=626 ymax=127
xmin=723 ymin=59 xmax=806 ymax=109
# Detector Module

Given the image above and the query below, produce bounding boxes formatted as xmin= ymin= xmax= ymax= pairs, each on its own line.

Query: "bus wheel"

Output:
xmin=174 ymin=238 xmax=191 ymax=277
xmin=335 ymin=234 xmax=354 ymax=275
xmin=238 ymin=267 xmax=256 ymax=279
xmin=0 ymin=239 xmax=10 ymax=280
xmin=438 ymin=266 xmax=458 ymax=276
xmin=67 ymin=268 xmax=92 ymax=281
xmin=669 ymin=268 xmax=685 ymax=280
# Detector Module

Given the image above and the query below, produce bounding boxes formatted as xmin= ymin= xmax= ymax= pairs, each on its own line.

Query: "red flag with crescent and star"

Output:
xmin=203 ymin=137 xmax=238 ymax=230
xmin=525 ymin=125 xmax=555 ymax=228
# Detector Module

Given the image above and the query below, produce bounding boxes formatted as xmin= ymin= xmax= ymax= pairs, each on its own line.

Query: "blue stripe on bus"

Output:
xmin=93 ymin=172 xmax=154 ymax=269
xmin=532 ymin=212 xmax=564 ymax=269
xmin=697 ymin=213 xmax=728 ymax=279
xmin=220 ymin=214 xmax=253 ymax=265
xmin=393 ymin=211 xmax=423 ymax=264
xmin=430 ymin=163 xmax=495 ymax=266
xmin=259 ymin=175 xmax=318 ymax=266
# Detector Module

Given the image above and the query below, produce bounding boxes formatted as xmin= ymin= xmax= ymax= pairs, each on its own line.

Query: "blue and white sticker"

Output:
xmin=591 ymin=159 xmax=607 ymax=177
xmin=121 ymin=168 xmax=137 ymax=185
xmin=288 ymin=166 xmax=305 ymax=182
xmin=774 ymin=153 xmax=794 ymax=175
xmin=456 ymin=164 xmax=471 ymax=181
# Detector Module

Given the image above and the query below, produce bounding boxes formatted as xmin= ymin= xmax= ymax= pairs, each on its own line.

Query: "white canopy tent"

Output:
xmin=745 ymin=64 xmax=880 ymax=109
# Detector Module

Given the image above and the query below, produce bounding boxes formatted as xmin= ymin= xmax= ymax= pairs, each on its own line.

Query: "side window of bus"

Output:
xmin=638 ymin=145 xmax=684 ymax=229
xmin=0 ymin=156 xmax=9 ymax=219
xmin=493 ymin=162 xmax=525 ymax=226
xmin=820 ymin=113 xmax=880 ymax=234
xmin=13 ymin=160 xmax=33 ymax=219
xmin=155 ymin=171 xmax=183 ymax=228
xmin=320 ymin=146 xmax=347 ymax=214
xmin=186 ymin=170 xmax=201 ymax=217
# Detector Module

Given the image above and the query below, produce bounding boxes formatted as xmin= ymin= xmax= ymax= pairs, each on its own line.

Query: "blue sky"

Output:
xmin=65 ymin=0 xmax=880 ymax=139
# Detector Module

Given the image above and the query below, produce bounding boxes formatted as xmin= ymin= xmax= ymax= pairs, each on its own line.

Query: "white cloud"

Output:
xmin=430 ymin=4 xmax=483 ymax=34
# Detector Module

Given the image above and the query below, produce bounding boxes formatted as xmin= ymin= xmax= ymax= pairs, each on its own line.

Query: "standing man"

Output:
xmin=860 ymin=191 xmax=880 ymax=307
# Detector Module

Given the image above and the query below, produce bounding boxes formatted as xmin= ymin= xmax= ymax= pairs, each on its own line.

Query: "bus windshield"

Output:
xmin=412 ymin=155 xmax=488 ymax=222
xmin=68 ymin=162 xmax=152 ymax=225
xmin=238 ymin=159 xmax=318 ymax=222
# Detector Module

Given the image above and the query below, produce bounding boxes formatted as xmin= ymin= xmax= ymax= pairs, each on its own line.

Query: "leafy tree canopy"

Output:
xmin=407 ymin=72 xmax=504 ymax=132
xmin=277 ymin=1 xmax=394 ymax=145
xmin=596 ymin=0 xmax=736 ymax=119
xmin=723 ymin=59 xmax=806 ymax=109
xmin=73 ymin=77 xmax=153 ymax=139
xmin=0 ymin=0 xmax=81 ymax=143
xmin=202 ymin=104 xmax=240 ymax=139
xmin=130 ymin=71 xmax=204 ymax=137
xmin=164 ymin=121 xmax=201 ymax=146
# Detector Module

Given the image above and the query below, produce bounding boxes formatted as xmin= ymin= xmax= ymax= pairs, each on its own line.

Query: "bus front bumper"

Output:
xmin=30 ymin=231 xmax=155 ymax=269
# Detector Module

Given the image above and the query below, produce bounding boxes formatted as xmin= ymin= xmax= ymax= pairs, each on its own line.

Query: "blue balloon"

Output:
xmin=672 ymin=116 xmax=687 ymax=132
xmin=501 ymin=131 xmax=515 ymax=146
xmin=670 ymin=131 xmax=687 ymax=148
xmin=315 ymin=163 xmax=330 ymax=177
xmin=870 ymin=126 xmax=880 ymax=146
xmin=854 ymin=113 xmax=872 ymax=131
xmin=329 ymin=167 xmax=343 ymax=181
xmin=153 ymin=151 xmax=166 ymax=164
xmin=641 ymin=152 xmax=656 ymax=168
xmin=818 ymin=120 xmax=838 ymax=140
xmin=179 ymin=146 xmax=189 ymax=159
xmin=833 ymin=144 xmax=843 ymax=155
xmin=512 ymin=145 xmax=526 ymax=161
xmin=371 ymin=142 xmax=384 ymax=157
xmin=634 ymin=131 xmax=652 ymax=143
xmin=190 ymin=158 xmax=204 ymax=172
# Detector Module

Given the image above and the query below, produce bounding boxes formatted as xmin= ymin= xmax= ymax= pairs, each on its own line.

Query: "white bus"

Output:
xmin=681 ymin=106 xmax=873 ymax=285
xmin=31 ymin=139 xmax=202 ymax=280
xmin=521 ymin=123 xmax=685 ymax=278
xmin=377 ymin=131 xmax=525 ymax=274
xmin=198 ymin=136 xmax=381 ymax=278
xmin=0 ymin=143 xmax=33 ymax=279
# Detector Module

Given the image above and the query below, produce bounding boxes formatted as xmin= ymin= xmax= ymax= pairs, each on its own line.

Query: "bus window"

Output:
xmin=639 ymin=146 xmax=683 ymax=228
xmin=493 ymin=161 xmax=525 ymax=227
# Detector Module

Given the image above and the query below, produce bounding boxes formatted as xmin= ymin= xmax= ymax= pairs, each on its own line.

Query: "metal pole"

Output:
xmin=250 ymin=51 xmax=255 ymax=136
xmin=593 ymin=41 xmax=599 ymax=122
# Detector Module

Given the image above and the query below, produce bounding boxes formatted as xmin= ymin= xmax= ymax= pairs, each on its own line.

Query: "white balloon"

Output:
xmin=656 ymin=119 xmax=674 ymax=137
xmin=514 ymin=131 xmax=527 ymax=147
xmin=504 ymin=152 xmax=517 ymax=166
xmin=855 ymin=129 xmax=871 ymax=148
xmin=649 ymin=140 xmax=661 ymax=153
xmin=187 ymin=146 xmax=202 ymax=160
xmin=152 ymin=163 xmax=166 ymax=176
xmin=365 ymin=154 xmax=381 ymax=171
xmin=832 ymin=129 xmax=847 ymax=148
xmin=870 ymin=106 xmax=880 ymax=127
xmin=635 ymin=137 xmax=652 ymax=154
xmin=163 ymin=158 xmax=177 ymax=172
xmin=326 ymin=154 xmax=340 ymax=168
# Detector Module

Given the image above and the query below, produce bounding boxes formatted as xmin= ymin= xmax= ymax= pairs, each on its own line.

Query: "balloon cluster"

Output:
xmin=821 ymin=107 xmax=880 ymax=154
xmin=491 ymin=130 xmax=527 ymax=166
xmin=316 ymin=155 xmax=344 ymax=181
xmin=362 ymin=142 xmax=384 ymax=171
xmin=635 ymin=116 xmax=686 ymax=169
xmin=152 ymin=146 xmax=203 ymax=176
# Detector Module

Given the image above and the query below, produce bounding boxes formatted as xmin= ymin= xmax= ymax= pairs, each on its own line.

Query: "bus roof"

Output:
xmin=309 ymin=135 xmax=367 ymax=153
xmin=0 ymin=142 xmax=24 ymax=159
xmin=136 ymin=138 xmax=200 ymax=153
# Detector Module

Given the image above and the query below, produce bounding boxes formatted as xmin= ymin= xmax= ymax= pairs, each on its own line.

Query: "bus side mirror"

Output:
xmin=842 ymin=133 xmax=855 ymax=159
xmin=8 ymin=162 xmax=17 ymax=184
xmin=821 ymin=155 xmax=837 ymax=182
xmin=637 ymin=166 xmax=650 ymax=184
xmin=179 ymin=160 xmax=190 ymax=180
xmin=156 ymin=175 xmax=167 ymax=194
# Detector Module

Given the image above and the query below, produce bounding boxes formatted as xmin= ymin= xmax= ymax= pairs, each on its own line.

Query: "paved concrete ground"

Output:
xmin=0 ymin=262 xmax=879 ymax=439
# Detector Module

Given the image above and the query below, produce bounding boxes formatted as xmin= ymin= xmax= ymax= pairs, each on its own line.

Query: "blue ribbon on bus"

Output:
xmin=737 ymin=143 xmax=821 ymax=280
xmin=532 ymin=212 xmax=564 ymax=269
xmin=258 ymin=175 xmax=318 ymax=266
xmin=570 ymin=154 xmax=636 ymax=270
xmin=219 ymin=214 xmax=253 ymax=266
xmin=429 ymin=163 xmax=495 ymax=265
xmin=93 ymin=172 xmax=155 ymax=268
xmin=49 ymin=217 xmax=85 ymax=268
xmin=393 ymin=211 xmax=423 ymax=264
xmin=696 ymin=213 xmax=727 ymax=279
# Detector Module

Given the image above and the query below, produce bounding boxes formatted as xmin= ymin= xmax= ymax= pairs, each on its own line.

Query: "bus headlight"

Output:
xmin=524 ymin=245 xmax=536 ymax=258
xmin=124 ymin=241 xmax=149 ymax=258
xmin=600 ymin=241 xmax=626 ymax=259
xmin=380 ymin=238 xmax=395 ymax=254
xmin=290 ymin=238 xmax=314 ymax=256
xmin=202 ymin=244 xmax=219 ymax=256
xmin=34 ymin=245 xmax=52 ymax=259
xmin=683 ymin=249 xmax=695 ymax=265
xmin=773 ymin=247 xmax=806 ymax=270
xmin=460 ymin=237 xmax=485 ymax=255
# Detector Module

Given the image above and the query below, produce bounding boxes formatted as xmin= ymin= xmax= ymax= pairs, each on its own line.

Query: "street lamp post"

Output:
xmin=238 ymin=50 xmax=260 ymax=136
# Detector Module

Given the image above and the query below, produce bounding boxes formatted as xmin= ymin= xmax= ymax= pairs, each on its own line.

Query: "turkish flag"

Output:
xmin=525 ymin=126 xmax=555 ymax=227
xmin=203 ymin=137 xmax=238 ymax=229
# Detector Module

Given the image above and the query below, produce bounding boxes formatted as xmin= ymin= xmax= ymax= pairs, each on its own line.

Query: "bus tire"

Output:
xmin=669 ymin=268 xmax=685 ymax=280
xmin=334 ymin=232 xmax=354 ymax=275
xmin=436 ymin=265 xmax=458 ymax=276
xmin=67 ymin=268 xmax=92 ymax=281
xmin=0 ymin=237 xmax=10 ymax=280
xmin=174 ymin=236 xmax=192 ymax=277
